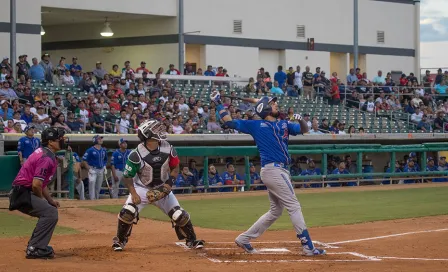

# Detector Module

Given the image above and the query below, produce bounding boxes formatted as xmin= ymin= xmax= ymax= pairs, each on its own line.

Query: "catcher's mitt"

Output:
xmin=146 ymin=183 xmax=172 ymax=203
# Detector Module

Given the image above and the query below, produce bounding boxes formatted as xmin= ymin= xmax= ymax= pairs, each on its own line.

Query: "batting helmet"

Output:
xmin=92 ymin=135 xmax=103 ymax=145
xmin=255 ymin=96 xmax=278 ymax=119
xmin=137 ymin=119 xmax=167 ymax=142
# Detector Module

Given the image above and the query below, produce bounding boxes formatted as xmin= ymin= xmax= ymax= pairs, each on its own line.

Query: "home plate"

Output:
xmin=258 ymin=248 xmax=291 ymax=253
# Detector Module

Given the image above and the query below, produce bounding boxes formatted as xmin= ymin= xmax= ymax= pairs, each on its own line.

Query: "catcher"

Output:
xmin=112 ymin=119 xmax=205 ymax=251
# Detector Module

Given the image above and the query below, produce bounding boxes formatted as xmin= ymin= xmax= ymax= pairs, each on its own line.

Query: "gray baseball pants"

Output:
xmin=237 ymin=164 xmax=307 ymax=242
xmin=88 ymin=167 xmax=104 ymax=200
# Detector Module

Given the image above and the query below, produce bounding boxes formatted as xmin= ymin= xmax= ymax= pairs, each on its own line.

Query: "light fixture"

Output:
xmin=40 ymin=25 xmax=45 ymax=36
xmin=100 ymin=17 xmax=114 ymax=37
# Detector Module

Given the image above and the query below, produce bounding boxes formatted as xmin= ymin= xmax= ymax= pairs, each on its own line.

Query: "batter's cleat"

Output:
xmin=26 ymin=246 xmax=55 ymax=259
xmin=302 ymin=247 xmax=327 ymax=256
xmin=235 ymin=239 xmax=257 ymax=254
xmin=112 ymin=236 xmax=126 ymax=252
xmin=186 ymin=240 xmax=205 ymax=249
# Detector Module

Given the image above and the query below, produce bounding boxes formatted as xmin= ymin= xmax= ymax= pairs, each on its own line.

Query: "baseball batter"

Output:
xmin=111 ymin=138 xmax=131 ymax=199
xmin=82 ymin=135 xmax=107 ymax=200
xmin=212 ymin=91 xmax=325 ymax=256
xmin=111 ymin=119 xmax=205 ymax=251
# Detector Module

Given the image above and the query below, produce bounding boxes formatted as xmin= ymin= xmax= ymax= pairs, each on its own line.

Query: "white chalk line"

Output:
xmin=328 ymin=228 xmax=448 ymax=245
xmin=204 ymin=240 xmax=338 ymax=249
xmin=377 ymin=256 xmax=448 ymax=261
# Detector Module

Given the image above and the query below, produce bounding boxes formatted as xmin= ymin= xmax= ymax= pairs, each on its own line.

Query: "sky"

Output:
xmin=420 ymin=0 xmax=448 ymax=69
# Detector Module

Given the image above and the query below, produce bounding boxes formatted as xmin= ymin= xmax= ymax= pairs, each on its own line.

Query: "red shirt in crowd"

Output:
xmin=400 ymin=78 xmax=408 ymax=86
xmin=331 ymin=85 xmax=340 ymax=99
xmin=216 ymin=73 xmax=225 ymax=77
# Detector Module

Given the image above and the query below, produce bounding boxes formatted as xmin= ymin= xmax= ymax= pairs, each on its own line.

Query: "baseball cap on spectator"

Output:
xmin=96 ymin=61 xmax=101 ymax=64
xmin=225 ymin=162 xmax=234 ymax=168
xmin=118 ymin=138 xmax=127 ymax=145
xmin=141 ymin=61 xmax=146 ymax=64
xmin=3 ymin=57 xmax=8 ymax=60
xmin=24 ymin=125 xmax=35 ymax=133
xmin=73 ymin=57 xmax=78 ymax=60
xmin=322 ymin=118 xmax=328 ymax=122
xmin=0 ymin=100 xmax=9 ymax=105
xmin=307 ymin=158 xmax=314 ymax=164
xmin=440 ymin=156 xmax=446 ymax=160
xmin=60 ymin=56 xmax=66 ymax=60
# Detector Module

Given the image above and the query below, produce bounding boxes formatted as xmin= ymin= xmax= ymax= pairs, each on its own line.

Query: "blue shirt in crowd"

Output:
xmin=17 ymin=136 xmax=41 ymax=159
xmin=300 ymin=168 xmax=322 ymax=188
xmin=274 ymin=71 xmax=287 ymax=87
xmin=28 ymin=64 xmax=45 ymax=81
xmin=176 ymin=174 xmax=194 ymax=187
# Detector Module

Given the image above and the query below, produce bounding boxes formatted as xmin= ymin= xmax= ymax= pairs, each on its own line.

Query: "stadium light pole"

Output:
xmin=178 ymin=0 xmax=184 ymax=75
xmin=10 ymin=0 xmax=16 ymax=77
xmin=353 ymin=0 xmax=359 ymax=71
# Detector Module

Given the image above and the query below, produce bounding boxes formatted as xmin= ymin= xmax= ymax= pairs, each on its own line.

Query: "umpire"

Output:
xmin=9 ymin=127 xmax=67 ymax=259
xmin=82 ymin=135 xmax=107 ymax=200
xmin=110 ymin=138 xmax=131 ymax=199
xmin=17 ymin=125 xmax=41 ymax=165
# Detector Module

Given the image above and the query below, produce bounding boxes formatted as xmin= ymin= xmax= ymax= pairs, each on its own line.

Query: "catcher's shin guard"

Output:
xmin=116 ymin=204 xmax=139 ymax=245
xmin=169 ymin=206 xmax=197 ymax=242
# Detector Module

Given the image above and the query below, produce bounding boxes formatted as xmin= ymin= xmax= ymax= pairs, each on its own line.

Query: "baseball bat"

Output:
xmin=104 ymin=168 xmax=113 ymax=199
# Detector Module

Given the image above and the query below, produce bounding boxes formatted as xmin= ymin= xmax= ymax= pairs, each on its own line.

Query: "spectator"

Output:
xmin=318 ymin=118 xmax=330 ymax=133
xmin=0 ymin=100 xmax=13 ymax=120
xmin=425 ymin=157 xmax=439 ymax=182
xmin=3 ymin=119 xmax=14 ymax=132
xmin=372 ymin=70 xmax=386 ymax=85
xmin=338 ymin=122 xmax=346 ymax=134
xmin=215 ymin=66 xmax=225 ymax=77
xmin=433 ymin=111 xmax=445 ymax=130
xmin=399 ymin=74 xmax=408 ymax=86
xmin=196 ymin=68 xmax=203 ymax=75
xmin=28 ymin=114 xmax=45 ymax=132
xmin=347 ymin=68 xmax=358 ymax=84
xmin=184 ymin=63 xmax=196 ymax=75
xmin=302 ymin=66 xmax=314 ymax=99
xmin=300 ymin=159 xmax=322 ymax=188
xmin=274 ymin=65 xmax=287 ymax=88
xmin=329 ymin=120 xmax=340 ymax=134
xmin=207 ymin=114 xmax=221 ymax=132
xmin=347 ymin=125 xmax=356 ymax=134
xmin=20 ymin=104 xmax=33 ymax=124
xmin=66 ymin=111 xmax=84 ymax=133
xmin=417 ymin=115 xmax=431 ymax=132
xmin=355 ymin=68 xmax=362 ymax=80
xmin=8 ymin=121 xmax=22 ymax=133
xmin=172 ymin=118 xmax=184 ymax=134
xmin=221 ymin=162 xmax=244 ymax=191
xmin=294 ymin=65 xmax=303 ymax=96
xmin=61 ymin=69 xmax=75 ymax=85
xmin=270 ymin=81 xmax=284 ymax=95
xmin=115 ymin=110 xmax=130 ymax=134
xmin=382 ymin=161 xmax=403 ymax=185
xmin=93 ymin=61 xmax=107 ymax=82
xmin=435 ymin=79 xmax=447 ymax=94
xmin=68 ymin=57 xmax=82 ymax=75
xmin=289 ymin=159 xmax=302 ymax=177
xmin=165 ymin=64 xmax=181 ymax=75
xmin=90 ymin=107 xmax=105 ymax=133
xmin=39 ymin=53 xmax=53 ymax=83
xmin=329 ymin=80 xmax=340 ymax=105
xmin=204 ymin=65 xmax=216 ymax=76
xmin=175 ymin=165 xmax=194 ymax=187
xmin=365 ymin=96 xmax=375 ymax=113
xmin=313 ymin=67 xmax=321 ymax=79
xmin=28 ymin=57 xmax=45 ymax=82
xmin=248 ymin=163 xmax=263 ymax=190
xmin=52 ymin=113 xmax=71 ymax=133
xmin=404 ymin=100 xmax=416 ymax=114
xmin=309 ymin=120 xmax=324 ymax=135
xmin=411 ymin=108 xmax=423 ymax=124
xmin=0 ymin=81 xmax=18 ymax=99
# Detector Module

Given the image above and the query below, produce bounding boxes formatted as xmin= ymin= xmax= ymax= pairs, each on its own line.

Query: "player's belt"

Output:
xmin=90 ymin=166 xmax=104 ymax=170
xmin=266 ymin=162 xmax=288 ymax=170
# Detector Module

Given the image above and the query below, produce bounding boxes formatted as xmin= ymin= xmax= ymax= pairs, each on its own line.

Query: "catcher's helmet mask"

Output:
xmin=137 ymin=119 xmax=167 ymax=142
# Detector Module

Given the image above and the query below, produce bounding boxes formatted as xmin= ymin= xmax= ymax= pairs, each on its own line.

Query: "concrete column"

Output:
xmin=414 ymin=0 xmax=421 ymax=79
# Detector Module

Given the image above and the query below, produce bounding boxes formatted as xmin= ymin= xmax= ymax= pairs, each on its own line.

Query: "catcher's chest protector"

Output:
xmin=135 ymin=142 xmax=171 ymax=188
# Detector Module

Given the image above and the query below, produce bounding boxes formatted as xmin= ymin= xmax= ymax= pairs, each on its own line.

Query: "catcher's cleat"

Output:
xmin=26 ymin=246 xmax=55 ymax=259
xmin=112 ymin=236 xmax=126 ymax=252
xmin=186 ymin=240 xmax=205 ymax=249
xmin=302 ymin=247 xmax=326 ymax=256
xmin=235 ymin=239 xmax=257 ymax=254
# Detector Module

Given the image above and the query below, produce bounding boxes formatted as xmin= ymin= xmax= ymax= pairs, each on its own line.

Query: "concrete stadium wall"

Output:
xmin=365 ymin=54 xmax=415 ymax=76
xmin=204 ymin=45 xmax=260 ymax=78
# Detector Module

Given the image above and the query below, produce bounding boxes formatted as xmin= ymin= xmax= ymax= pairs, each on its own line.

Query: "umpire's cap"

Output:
xmin=255 ymin=96 xmax=277 ymax=119
xmin=41 ymin=127 xmax=65 ymax=146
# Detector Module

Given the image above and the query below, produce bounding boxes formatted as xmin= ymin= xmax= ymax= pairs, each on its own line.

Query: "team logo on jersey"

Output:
xmin=282 ymin=123 xmax=287 ymax=129
xmin=260 ymin=123 xmax=269 ymax=128
xmin=256 ymin=103 xmax=264 ymax=113
xmin=152 ymin=157 xmax=162 ymax=162
xmin=118 ymin=156 xmax=122 ymax=159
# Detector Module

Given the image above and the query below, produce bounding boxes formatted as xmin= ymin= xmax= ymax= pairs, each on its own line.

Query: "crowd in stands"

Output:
xmin=1 ymin=53 xmax=448 ymax=136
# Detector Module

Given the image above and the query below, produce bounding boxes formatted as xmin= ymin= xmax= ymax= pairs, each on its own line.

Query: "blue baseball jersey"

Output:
xmin=73 ymin=152 xmax=81 ymax=163
xmin=82 ymin=146 xmax=107 ymax=168
xmin=300 ymin=168 xmax=322 ymax=188
xmin=176 ymin=174 xmax=194 ymax=187
xmin=249 ymin=172 xmax=261 ymax=184
xmin=111 ymin=149 xmax=131 ymax=171
xmin=17 ymin=136 xmax=41 ymax=159
xmin=199 ymin=173 xmax=223 ymax=186
xmin=330 ymin=168 xmax=355 ymax=186
xmin=230 ymin=120 xmax=301 ymax=167
xmin=382 ymin=167 xmax=402 ymax=184
xmin=403 ymin=165 xmax=419 ymax=184
xmin=221 ymin=171 xmax=243 ymax=183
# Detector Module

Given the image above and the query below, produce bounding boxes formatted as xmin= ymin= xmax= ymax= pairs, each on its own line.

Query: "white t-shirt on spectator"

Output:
xmin=37 ymin=113 xmax=49 ymax=121
xmin=139 ymin=102 xmax=147 ymax=111
xmin=100 ymin=84 xmax=108 ymax=91
xmin=173 ymin=125 xmax=184 ymax=134
xmin=116 ymin=118 xmax=130 ymax=134
xmin=179 ymin=103 xmax=189 ymax=113
xmin=78 ymin=109 xmax=89 ymax=124
xmin=137 ymin=89 xmax=146 ymax=96
xmin=411 ymin=112 xmax=423 ymax=123
xmin=375 ymin=97 xmax=383 ymax=104
xmin=62 ymin=75 xmax=75 ymax=85
xmin=160 ymin=96 xmax=169 ymax=103
xmin=415 ymin=88 xmax=424 ymax=96
xmin=412 ymin=97 xmax=423 ymax=106
xmin=30 ymin=107 xmax=37 ymax=114
xmin=339 ymin=130 xmax=347 ymax=135
xmin=294 ymin=72 xmax=303 ymax=88
xmin=197 ymin=107 xmax=204 ymax=115
xmin=366 ymin=102 xmax=375 ymax=113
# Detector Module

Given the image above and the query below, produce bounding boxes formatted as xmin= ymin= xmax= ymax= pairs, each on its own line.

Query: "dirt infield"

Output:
xmin=1 ymin=184 xmax=448 ymax=272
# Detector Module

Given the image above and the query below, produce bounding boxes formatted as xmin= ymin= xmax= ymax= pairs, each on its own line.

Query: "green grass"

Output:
xmin=91 ymin=187 xmax=448 ymax=231
xmin=0 ymin=212 xmax=78 ymax=238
